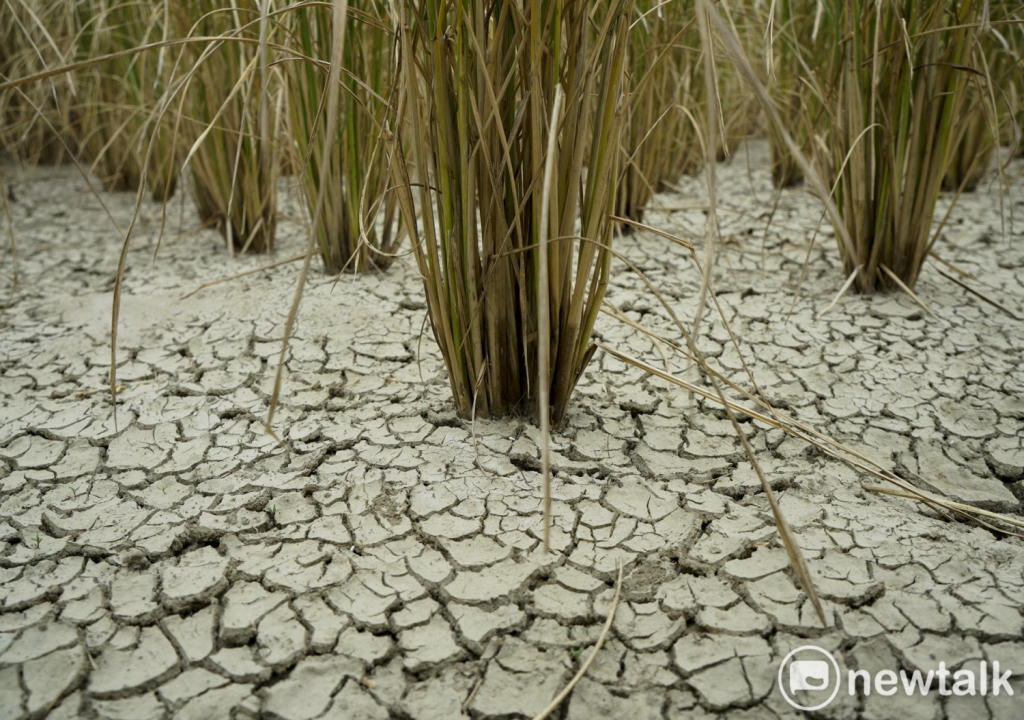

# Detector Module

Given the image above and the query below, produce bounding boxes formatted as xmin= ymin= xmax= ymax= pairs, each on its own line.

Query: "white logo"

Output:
xmin=778 ymin=645 xmax=841 ymax=711
xmin=790 ymin=660 xmax=830 ymax=691
xmin=777 ymin=644 xmax=1015 ymax=710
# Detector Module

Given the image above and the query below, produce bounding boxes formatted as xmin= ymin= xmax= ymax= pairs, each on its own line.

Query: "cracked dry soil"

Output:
xmin=1 ymin=141 xmax=1024 ymax=720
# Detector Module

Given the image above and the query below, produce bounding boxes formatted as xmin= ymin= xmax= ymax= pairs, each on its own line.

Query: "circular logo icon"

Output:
xmin=778 ymin=644 xmax=841 ymax=711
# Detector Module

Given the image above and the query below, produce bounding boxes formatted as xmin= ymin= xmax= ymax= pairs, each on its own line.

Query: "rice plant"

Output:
xmin=1004 ymin=62 xmax=1024 ymax=156
xmin=387 ymin=0 xmax=631 ymax=427
xmin=946 ymin=11 xmax=1019 ymax=192
xmin=0 ymin=0 xmax=77 ymax=165
xmin=145 ymin=0 xmax=184 ymax=202
xmin=983 ymin=0 xmax=1024 ymax=156
xmin=715 ymin=66 xmax=759 ymax=161
xmin=943 ymin=95 xmax=994 ymax=192
xmin=821 ymin=0 xmax=989 ymax=293
xmin=763 ymin=0 xmax=822 ymax=188
xmin=70 ymin=0 xmax=162 ymax=193
xmin=617 ymin=0 xmax=702 ymax=224
xmin=283 ymin=0 xmax=399 ymax=273
xmin=172 ymin=0 xmax=279 ymax=254
xmin=713 ymin=2 xmax=762 ymax=162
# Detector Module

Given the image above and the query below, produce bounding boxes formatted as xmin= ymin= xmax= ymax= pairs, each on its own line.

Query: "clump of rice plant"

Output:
xmin=763 ymin=0 xmax=822 ymax=188
xmin=943 ymin=97 xmax=993 ymax=192
xmin=712 ymin=4 xmax=762 ymax=162
xmin=944 ymin=11 xmax=1019 ymax=192
xmin=387 ymin=0 xmax=631 ymax=426
xmin=617 ymin=1 xmax=702 ymax=223
xmin=145 ymin=1 xmax=184 ymax=203
xmin=821 ymin=0 xmax=989 ymax=293
xmin=715 ymin=65 xmax=759 ymax=161
xmin=173 ymin=0 xmax=279 ymax=254
xmin=981 ymin=1 xmax=1023 ymax=156
xmin=0 ymin=0 xmax=77 ymax=165
xmin=21 ymin=0 xmax=182 ymax=198
xmin=147 ymin=108 xmax=183 ymax=201
xmin=662 ymin=40 xmax=706 ymax=186
xmin=1004 ymin=66 xmax=1024 ymax=156
xmin=283 ymin=0 xmax=399 ymax=273
xmin=70 ymin=1 xmax=160 ymax=193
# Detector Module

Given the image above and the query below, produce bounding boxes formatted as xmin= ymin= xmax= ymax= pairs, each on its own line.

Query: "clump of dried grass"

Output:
xmin=763 ymin=0 xmax=823 ymax=188
xmin=943 ymin=96 xmax=994 ymax=192
xmin=713 ymin=3 xmax=762 ymax=162
xmin=70 ymin=1 xmax=161 ymax=193
xmin=617 ymin=1 xmax=702 ymax=224
xmin=173 ymin=0 xmax=279 ymax=254
xmin=283 ymin=0 xmax=399 ymax=273
xmin=0 ymin=0 xmax=77 ymax=166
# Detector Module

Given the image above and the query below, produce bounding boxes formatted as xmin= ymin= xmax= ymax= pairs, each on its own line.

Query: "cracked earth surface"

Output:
xmin=1 ymin=142 xmax=1024 ymax=719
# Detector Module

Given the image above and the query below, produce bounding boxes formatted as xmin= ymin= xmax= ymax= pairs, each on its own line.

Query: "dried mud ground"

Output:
xmin=1 ymin=142 xmax=1024 ymax=720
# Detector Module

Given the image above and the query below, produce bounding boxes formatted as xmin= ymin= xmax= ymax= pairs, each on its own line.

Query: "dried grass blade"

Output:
xmin=600 ymin=342 xmax=1024 ymax=538
xmin=934 ymin=267 xmax=1019 ymax=320
xmin=179 ymin=252 xmax=306 ymax=301
xmin=266 ymin=0 xmax=349 ymax=434
xmin=879 ymin=264 xmax=936 ymax=317
xmin=538 ymin=85 xmax=564 ymax=555
xmin=816 ymin=265 xmax=861 ymax=320
xmin=600 ymin=341 xmax=821 ymax=626
xmin=529 ymin=561 xmax=623 ymax=720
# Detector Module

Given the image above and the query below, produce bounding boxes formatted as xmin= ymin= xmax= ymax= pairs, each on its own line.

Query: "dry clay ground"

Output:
xmin=1 ymin=142 xmax=1024 ymax=720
